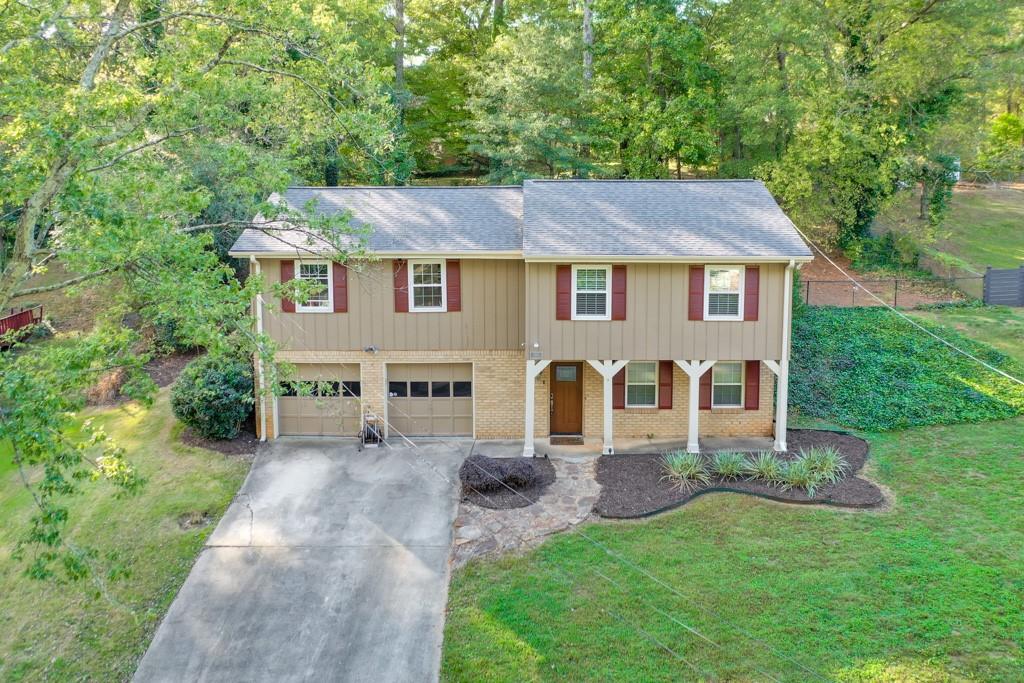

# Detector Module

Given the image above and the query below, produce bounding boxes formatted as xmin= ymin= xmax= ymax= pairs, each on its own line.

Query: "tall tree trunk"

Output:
xmin=393 ymin=0 xmax=405 ymax=116
xmin=493 ymin=0 xmax=505 ymax=36
xmin=774 ymin=45 xmax=789 ymax=159
xmin=578 ymin=0 xmax=594 ymax=178
xmin=919 ymin=180 xmax=930 ymax=220
xmin=582 ymin=0 xmax=593 ymax=83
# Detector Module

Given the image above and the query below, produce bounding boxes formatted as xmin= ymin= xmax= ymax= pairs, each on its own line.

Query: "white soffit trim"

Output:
xmin=228 ymin=250 xmax=524 ymax=259
xmin=525 ymin=254 xmax=814 ymax=264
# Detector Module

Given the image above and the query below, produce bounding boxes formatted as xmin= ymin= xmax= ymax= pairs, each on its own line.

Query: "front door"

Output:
xmin=550 ymin=362 xmax=583 ymax=435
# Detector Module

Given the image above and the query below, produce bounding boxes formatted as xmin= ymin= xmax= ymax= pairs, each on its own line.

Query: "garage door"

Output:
xmin=387 ymin=363 xmax=473 ymax=436
xmin=278 ymin=363 xmax=361 ymax=436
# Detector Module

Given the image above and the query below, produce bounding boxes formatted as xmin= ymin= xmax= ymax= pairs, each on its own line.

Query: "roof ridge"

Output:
xmin=524 ymin=178 xmax=762 ymax=184
xmin=285 ymin=185 xmax=522 ymax=190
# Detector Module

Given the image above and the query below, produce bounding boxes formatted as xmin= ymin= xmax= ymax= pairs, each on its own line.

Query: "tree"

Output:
xmin=0 ymin=0 xmax=401 ymax=578
xmin=465 ymin=20 xmax=594 ymax=182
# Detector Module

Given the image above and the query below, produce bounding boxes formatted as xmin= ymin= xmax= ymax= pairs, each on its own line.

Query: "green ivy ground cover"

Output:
xmin=790 ymin=306 xmax=1024 ymax=431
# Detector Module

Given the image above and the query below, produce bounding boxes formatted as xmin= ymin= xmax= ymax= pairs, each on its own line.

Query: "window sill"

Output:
xmin=703 ymin=317 xmax=744 ymax=322
xmin=408 ymin=308 xmax=448 ymax=313
xmin=622 ymin=406 xmax=659 ymax=413
xmin=295 ymin=308 xmax=333 ymax=314
xmin=710 ymin=406 xmax=744 ymax=414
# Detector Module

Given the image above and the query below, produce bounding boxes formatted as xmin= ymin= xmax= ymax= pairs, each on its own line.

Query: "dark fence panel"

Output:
xmin=984 ymin=266 xmax=1024 ymax=306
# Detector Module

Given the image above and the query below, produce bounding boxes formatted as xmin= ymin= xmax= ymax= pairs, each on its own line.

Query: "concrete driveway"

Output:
xmin=134 ymin=439 xmax=470 ymax=683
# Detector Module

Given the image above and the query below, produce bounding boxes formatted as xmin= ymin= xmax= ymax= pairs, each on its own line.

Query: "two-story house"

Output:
xmin=228 ymin=179 xmax=812 ymax=455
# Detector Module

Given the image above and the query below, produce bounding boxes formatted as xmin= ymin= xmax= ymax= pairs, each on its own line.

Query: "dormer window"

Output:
xmin=572 ymin=265 xmax=611 ymax=320
xmin=409 ymin=259 xmax=447 ymax=312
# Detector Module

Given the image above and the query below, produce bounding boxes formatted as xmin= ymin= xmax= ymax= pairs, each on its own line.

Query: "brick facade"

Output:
xmin=262 ymin=350 xmax=775 ymax=441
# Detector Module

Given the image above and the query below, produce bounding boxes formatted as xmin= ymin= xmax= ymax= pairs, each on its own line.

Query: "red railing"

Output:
xmin=0 ymin=305 xmax=43 ymax=343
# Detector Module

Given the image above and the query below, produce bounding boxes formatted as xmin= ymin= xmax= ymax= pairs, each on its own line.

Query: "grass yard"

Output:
xmin=0 ymin=391 xmax=248 ymax=681
xmin=442 ymin=417 xmax=1024 ymax=682
xmin=874 ymin=185 xmax=1024 ymax=272
xmin=910 ymin=305 xmax=1024 ymax=366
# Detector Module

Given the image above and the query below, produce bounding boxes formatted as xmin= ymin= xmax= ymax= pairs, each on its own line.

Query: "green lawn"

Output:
xmin=442 ymin=418 xmax=1024 ymax=682
xmin=875 ymin=186 xmax=1024 ymax=272
xmin=911 ymin=305 xmax=1024 ymax=366
xmin=0 ymin=391 xmax=248 ymax=681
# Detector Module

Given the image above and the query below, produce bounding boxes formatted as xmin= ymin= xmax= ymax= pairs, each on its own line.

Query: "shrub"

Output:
xmin=711 ymin=451 xmax=746 ymax=480
xmin=744 ymin=451 xmax=785 ymax=484
xmin=801 ymin=445 xmax=848 ymax=484
xmin=780 ymin=457 xmax=822 ymax=498
xmin=661 ymin=451 xmax=711 ymax=492
xmin=171 ymin=354 xmax=253 ymax=439
xmin=459 ymin=455 xmax=539 ymax=493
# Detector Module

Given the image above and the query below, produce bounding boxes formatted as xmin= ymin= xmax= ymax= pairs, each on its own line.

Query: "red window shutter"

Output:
xmin=658 ymin=361 xmax=673 ymax=409
xmin=688 ymin=265 xmax=704 ymax=321
xmin=745 ymin=360 xmax=760 ymax=410
xmin=612 ymin=367 xmax=625 ymax=409
xmin=744 ymin=267 xmax=760 ymax=321
xmin=556 ymin=265 xmax=572 ymax=320
xmin=393 ymin=259 xmax=408 ymax=313
xmin=332 ymin=262 xmax=348 ymax=313
xmin=446 ymin=260 xmax=461 ymax=312
xmin=611 ymin=265 xmax=627 ymax=320
xmin=699 ymin=368 xmax=712 ymax=410
xmin=280 ymin=260 xmax=295 ymax=313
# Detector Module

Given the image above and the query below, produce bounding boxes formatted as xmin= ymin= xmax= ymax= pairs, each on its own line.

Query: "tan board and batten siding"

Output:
xmin=525 ymin=262 xmax=787 ymax=360
xmin=259 ymin=258 xmax=524 ymax=351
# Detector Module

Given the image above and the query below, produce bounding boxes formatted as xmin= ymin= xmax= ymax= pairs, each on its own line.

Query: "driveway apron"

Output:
xmin=133 ymin=439 xmax=469 ymax=683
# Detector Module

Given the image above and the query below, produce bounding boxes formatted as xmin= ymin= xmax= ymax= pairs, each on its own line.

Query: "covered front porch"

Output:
xmin=522 ymin=358 xmax=790 ymax=456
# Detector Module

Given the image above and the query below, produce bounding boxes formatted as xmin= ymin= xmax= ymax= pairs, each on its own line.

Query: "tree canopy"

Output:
xmin=1 ymin=0 xmax=1022 ymax=579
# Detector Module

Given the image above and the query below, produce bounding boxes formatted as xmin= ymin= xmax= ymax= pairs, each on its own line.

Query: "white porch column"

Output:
xmin=587 ymin=360 xmax=628 ymax=455
xmin=768 ymin=259 xmax=796 ymax=452
xmin=523 ymin=360 xmax=551 ymax=456
xmin=674 ymin=360 xmax=715 ymax=454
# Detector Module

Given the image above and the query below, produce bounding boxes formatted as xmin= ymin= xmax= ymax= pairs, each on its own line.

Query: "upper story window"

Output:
xmin=572 ymin=265 xmax=611 ymax=320
xmin=705 ymin=266 xmax=744 ymax=320
xmin=297 ymin=261 xmax=332 ymax=312
xmin=625 ymin=361 xmax=657 ymax=408
xmin=711 ymin=361 xmax=743 ymax=408
xmin=409 ymin=259 xmax=447 ymax=312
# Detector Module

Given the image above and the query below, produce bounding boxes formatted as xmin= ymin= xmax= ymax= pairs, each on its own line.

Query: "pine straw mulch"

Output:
xmin=594 ymin=429 xmax=884 ymax=519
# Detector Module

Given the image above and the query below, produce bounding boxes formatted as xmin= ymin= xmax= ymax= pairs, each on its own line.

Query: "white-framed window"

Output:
xmin=704 ymin=266 xmax=744 ymax=321
xmin=711 ymin=361 xmax=744 ymax=408
xmin=408 ymin=259 xmax=447 ymax=312
xmin=296 ymin=260 xmax=332 ymax=313
xmin=572 ymin=264 xmax=611 ymax=320
xmin=625 ymin=361 xmax=657 ymax=408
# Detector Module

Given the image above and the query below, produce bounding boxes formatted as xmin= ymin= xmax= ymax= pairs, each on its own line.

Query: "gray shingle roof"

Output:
xmin=228 ymin=180 xmax=810 ymax=259
xmin=522 ymin=179 xmax=811 ymax=258
xmin=229 ymin=186 xmax=523 ymax=255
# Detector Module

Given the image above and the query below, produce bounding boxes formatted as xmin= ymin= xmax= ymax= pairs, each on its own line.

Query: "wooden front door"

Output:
xmin=550 ymin=362 xmax=583 ymax=435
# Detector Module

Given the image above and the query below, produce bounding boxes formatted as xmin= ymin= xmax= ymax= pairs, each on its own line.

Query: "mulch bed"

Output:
xmin=145 ymin=350 xmax=199 ymax=387
xmin=594 ymin=429 xmax=884 ymax=518
xmin=180 ymin=413 xmax=261 ymax=459
xmin=462 ymin=457 xmax=557 ymax=510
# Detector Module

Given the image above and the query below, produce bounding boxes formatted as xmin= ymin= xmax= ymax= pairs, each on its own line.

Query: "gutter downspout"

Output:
xmin=251 ymin=257 xmax=267 ymax=442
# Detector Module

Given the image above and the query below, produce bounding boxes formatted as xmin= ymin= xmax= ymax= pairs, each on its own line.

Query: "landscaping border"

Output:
xmin=594 ymin=429 xmax=885 ymax=519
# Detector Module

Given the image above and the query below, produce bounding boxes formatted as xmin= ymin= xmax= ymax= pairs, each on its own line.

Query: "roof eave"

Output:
xmin=523 ymin=254 xmax=814 ymax=264
xmin=228 ymin=249 xmax=525 ymax=259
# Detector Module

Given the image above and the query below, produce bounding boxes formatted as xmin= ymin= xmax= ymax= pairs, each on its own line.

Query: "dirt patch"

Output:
xmin=800 ymin=252 xmax=965 ymax=308
xmin=145 ymin=350 xmax=199 ymax=387
xmin=86 ymin=351 xmax=199 ymax=406
xmin=180 ymin=414 xmax=260 ymax=459
xmin=461 ymin=457 xmax=557 ymax=509
xmin=177 ymin=510 xmax=213 ymax=530
xmin=594 ymin=429 xmax=884 ymax=518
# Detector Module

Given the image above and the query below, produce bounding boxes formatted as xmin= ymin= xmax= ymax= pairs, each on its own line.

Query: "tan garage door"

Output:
xmin=387 ymin=363 xmax=473 ymax=436
xmin=278 ymin=363 xmax=361 ymax=436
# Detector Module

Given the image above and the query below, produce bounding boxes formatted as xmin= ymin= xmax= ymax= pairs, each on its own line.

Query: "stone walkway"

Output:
xmin=452 ymin=456 xmax=600 ymax=567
